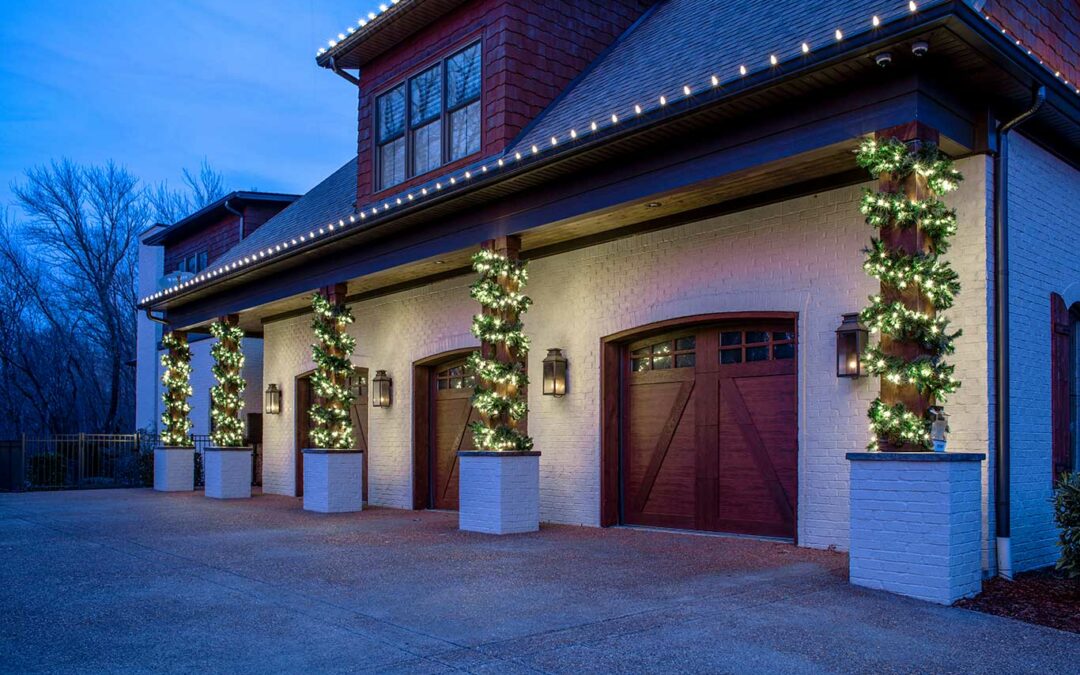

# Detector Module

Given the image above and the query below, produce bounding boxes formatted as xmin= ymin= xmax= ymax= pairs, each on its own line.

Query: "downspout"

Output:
xmin=144 ymin=307 xmax=169 ymax=326
xmin=224 ymin=198 xmax=244 ymax=243
xmin=327 ymin=56 xmax=361 ymax=86
xmin=993 ymin=86 xmax=1045 ymax=580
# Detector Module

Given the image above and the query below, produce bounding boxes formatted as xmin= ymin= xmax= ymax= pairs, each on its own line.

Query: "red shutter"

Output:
xmin=1051 ymin=293 xmax=1072 ymax=479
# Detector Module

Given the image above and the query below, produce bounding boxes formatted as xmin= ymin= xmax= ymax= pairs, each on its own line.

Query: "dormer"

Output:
xmin=316 ymin=0 xmax=655 ymax=205
xmin=143 ymin=191 xmax=299 ymax=279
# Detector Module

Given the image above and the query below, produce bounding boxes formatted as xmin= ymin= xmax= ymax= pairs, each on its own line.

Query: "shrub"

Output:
xmin=27 ymin=453 xmax=67 ymax=488
xmin=1053 ymin=472 xmax=1080 ymax=578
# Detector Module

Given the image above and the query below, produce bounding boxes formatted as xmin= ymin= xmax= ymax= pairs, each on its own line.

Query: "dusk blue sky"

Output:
xmin=1 ymin=1 xmax=370 ymax=213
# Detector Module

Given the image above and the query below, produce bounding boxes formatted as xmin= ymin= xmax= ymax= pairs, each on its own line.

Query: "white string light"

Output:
xmin=143 ymin=2 xmax=1078 ymax=304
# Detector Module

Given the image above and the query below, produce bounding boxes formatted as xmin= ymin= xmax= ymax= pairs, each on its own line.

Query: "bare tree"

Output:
xmin=149 ymin=159 xmax=226 ymax=224
xmin=5 ymin=160 xmax=150 ymax=433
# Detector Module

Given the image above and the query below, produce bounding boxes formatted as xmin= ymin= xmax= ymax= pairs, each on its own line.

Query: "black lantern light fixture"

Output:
xmin=264 ymin=383 xmax=281 ymax=414
xmin=371 ymin=369 xmax=392 ymax=407
xmin=836 ymin=313 xmax=869 ymax=378
xmin=542 ymin=348 xmax=568 ymax=397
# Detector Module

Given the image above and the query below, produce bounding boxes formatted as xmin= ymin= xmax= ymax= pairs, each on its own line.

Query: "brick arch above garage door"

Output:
xmin=600 ymin=313 xmax=799 ymax=540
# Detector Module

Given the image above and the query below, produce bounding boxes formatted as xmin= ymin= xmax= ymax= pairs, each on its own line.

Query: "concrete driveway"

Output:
xmin=1 ymin=489 xmax=1077 ymax=674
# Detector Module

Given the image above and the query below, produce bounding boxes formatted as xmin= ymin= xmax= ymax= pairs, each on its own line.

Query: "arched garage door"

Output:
xmin=618 ymin=317 xmax=797 ymax=538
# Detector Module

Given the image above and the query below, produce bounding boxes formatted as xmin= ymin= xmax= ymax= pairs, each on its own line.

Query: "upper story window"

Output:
xmin=376 ymin=42 xmax=482 ymax=192
xmin=178 ymin=251 xmax=208 ymax=274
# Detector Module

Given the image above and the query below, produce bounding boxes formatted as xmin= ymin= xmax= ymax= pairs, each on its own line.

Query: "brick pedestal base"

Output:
xmin=154 ymin=447 xmax=194 ymax=492
xmin=302 ymin=450 xmax=363 ymax=513
xmin=846 ymin=451 xmax=985 ymax=604
xmin=459 ymin=451 xmax=540 ymax=534
xmin=204 ymin=448 xmax=252 ymax=499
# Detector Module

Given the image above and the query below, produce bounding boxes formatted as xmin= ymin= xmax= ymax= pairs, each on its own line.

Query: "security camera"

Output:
xmin=911 ymin=41 xmax=929 ymax=57
xmin=875 ymin=52 xmax=893 ymax=67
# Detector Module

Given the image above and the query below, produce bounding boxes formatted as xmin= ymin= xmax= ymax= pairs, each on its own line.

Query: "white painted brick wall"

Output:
xmin=302 ymin=451 xmax=363 ymax=513
xmin=203 ymin=449 xmax=252 ymax=499
xmin=153 ymin=447 xmax=194 ymax=492
xmin=1006 ymin=134 xmax=1080 ymax=572
xmin=260 ymin=160 xmax=990 ymax=552
xmin=848 ymin=456 xmax=984 ymax=604
xmin=459 ymin=454 xmax=541 ymax=534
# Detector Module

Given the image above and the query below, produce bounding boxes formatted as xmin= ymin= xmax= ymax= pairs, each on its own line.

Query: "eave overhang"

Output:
xmin=314 ymin=0 xmax=472 ymax=70
xmin=145 ymin=0 xmax=1080 ymax=326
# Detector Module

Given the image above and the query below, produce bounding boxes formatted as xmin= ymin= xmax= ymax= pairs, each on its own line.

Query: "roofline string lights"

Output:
xmin=141 ymin=1 xmax=1075 ymax=306
xmin=318 ymin=0 xmax=405 ymax=57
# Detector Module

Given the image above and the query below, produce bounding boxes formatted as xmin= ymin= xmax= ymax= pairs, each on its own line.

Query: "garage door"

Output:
xmin=430 ymin=360 xmax=479 ymax=510
xmin=622 ymin=320 xmax=797 ymax=538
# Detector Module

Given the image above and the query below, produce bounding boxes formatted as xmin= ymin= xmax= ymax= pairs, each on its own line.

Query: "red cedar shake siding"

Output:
xmin=163 ymin=202 xmax=291 ymax=273
xmin=981 ymin=0 xmax=1079 ymax=87
xmin=355 ymin=0 xmax=652 ymax=204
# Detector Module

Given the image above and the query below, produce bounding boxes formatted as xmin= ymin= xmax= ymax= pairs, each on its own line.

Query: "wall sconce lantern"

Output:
xmin=836 ymin=313 xmax=869 ymax=378
xmin=264 ymin=383 xmax=281 ymax=415
xmin=372 ymin=369 xmax=392 ymax=407
xmin=542 ymin=348 xmax=568 ymax=397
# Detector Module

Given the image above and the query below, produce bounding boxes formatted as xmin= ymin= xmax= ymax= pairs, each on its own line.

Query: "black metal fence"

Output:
xmin=0 ymin=434 xmax=262 ymax=492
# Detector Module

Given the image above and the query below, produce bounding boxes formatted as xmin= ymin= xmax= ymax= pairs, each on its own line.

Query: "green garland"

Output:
xmin=209 ymin=320 xmax=246 ymax=447
xmin=160 ymin=331 xmax=193 ymax=447
xmin=856 ymin=136 xmax=963 ymax=450
xmin=862 ymin=239 xmax=960 ymax=309
xmin=469 ymin=248 xmax=533 ymax=451
xmin=309 ymin=293 xmax=357 ymax=449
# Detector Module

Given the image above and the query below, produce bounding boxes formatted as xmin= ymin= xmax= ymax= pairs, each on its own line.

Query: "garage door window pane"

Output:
xmin=652 ymin=355 xmax=672 ymax=370
xmin=746 ymin=331 xmax=769 ymax=344
xmin=676 ymin=336 xmax=695 ymax=351
xmin=676 ymin=354 xmax=696 ymax=368
xmin=720 ymin=349 xmax=742 ymax=364
xmin=632 ymin=358 xmax=650 ymax=372
xmin=746 ymin=346 xmax=769 ymax=361
xmin=774 ymin=343 xmax=795 ymax=360
xmin=721 ymin=332 xmax=742 ymax=346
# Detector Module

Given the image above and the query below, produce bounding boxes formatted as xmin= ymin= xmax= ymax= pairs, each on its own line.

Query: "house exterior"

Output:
xmin=136 ymin=0 xmax=1079 ymax=590
xmin=136 ymin=192 xmax=297 ymax=440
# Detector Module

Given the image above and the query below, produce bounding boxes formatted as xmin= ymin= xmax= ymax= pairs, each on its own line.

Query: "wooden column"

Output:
xmin=481 ymin=235 xmax=524 ymax=443
xmin=318 ymin=283 xmax=351 ymax=446
xmin=876 ymin=122 xmax=938 ymax=452
xmin=162 ymin=330 xmax=189 ymax=445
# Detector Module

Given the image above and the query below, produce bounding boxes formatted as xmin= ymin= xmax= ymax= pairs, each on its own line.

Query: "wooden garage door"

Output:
xmin=622 ymin=321 xmax=797 ymax=538
xmin=430 ymin=361 xmax=480 ymax=510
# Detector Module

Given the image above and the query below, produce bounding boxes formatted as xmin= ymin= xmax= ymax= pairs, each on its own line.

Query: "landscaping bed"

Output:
xmin=957 ymin=569 xmax=1080 ymax=634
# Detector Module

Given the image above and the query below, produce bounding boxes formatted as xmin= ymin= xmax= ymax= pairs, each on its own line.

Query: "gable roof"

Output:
xmin=509 ymin=0 xmax=912 ymax=153
xmin=142 ymin=0 xmax=1080 ymax=309
xmin=212 ymin=157 xmax=358 ymax=265
xmin=143 ymin=191 xmax=299 ymax=246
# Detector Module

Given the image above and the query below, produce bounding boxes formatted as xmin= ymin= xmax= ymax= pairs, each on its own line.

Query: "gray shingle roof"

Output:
xmin=510 ymin=0 xmax=919 ymax=153
xmin=216 ymin=157 xmax=357 ymax=265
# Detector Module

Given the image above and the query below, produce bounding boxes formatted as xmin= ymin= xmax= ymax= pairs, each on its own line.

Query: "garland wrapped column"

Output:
xmin=469 ymin=236 xmax=533 ymax=451
xmin=209 ymin=315 xmax=246 ymax=447
xmin=309 ymin=286 xmax=357 ymax=449
xmin=856 ymin=128 xmax=963 ymax=450
xmin=160 ymin=331 xmax=193 ymax=447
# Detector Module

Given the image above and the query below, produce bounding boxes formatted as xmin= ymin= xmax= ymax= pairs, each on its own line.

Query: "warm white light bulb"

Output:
xmin=801 ymin=42 xmax=810 ymax=54
xmin=769 ymin=54 xmax=778 ymax=66
xmin=711 ymin=74 xmax=719 ymax=86
xmin=909 ymin=1 xmax=917 ymax=12
xmin=739 ymin=65 xmax=747 ymax=76
xmin=872 ymin=15 xmax=880 ymax=27
xmin=634 ymin=104 xmax=642 ymax=114
xmin=659 ymin=95 xmax=667 ymax=105
xmin=835 ymin=28 xmax=843 ymax=40
xmin=683 ymin=84 xmax=691 ymax=96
